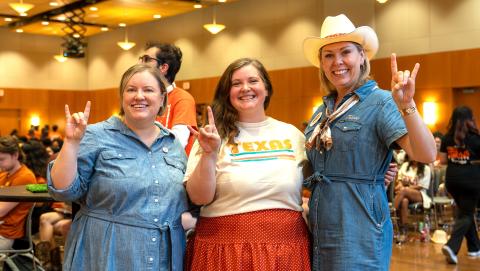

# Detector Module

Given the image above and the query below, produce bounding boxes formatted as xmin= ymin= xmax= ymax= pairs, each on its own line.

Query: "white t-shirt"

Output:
xmin=183 ymin=117 xmax=306 ymax=217
xmin=398 ymin=162 xmax=432 ymax=208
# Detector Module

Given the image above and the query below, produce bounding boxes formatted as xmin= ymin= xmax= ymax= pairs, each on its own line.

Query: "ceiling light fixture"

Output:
xmin=16 ymin=29 xmax=23 ymax=33
xmin=49 ymin=1 xmax=59 ymax=7
xmin=101 ymin=27 xmax=109 ymax=31
xmin=54 ymin=54 xmax=67 ymax=62
xmin=377 ymin=0 xmax=388 ymax=3
xmin=194 ymin=4 xmax=202 ymax=8
xmin=203 ymin=6 xmax=225 ymax=34
xmin=153 ymin=14 xmax=161 ymax=19
xmin=117 ymin=27 xmax=136 ymax=50
xmin=9 ymin=0 xmax=34 ymax=15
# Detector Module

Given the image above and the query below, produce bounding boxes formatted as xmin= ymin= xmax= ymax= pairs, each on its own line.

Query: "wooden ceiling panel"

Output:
xmin=0 ymin=0 xmax=238 ymax=36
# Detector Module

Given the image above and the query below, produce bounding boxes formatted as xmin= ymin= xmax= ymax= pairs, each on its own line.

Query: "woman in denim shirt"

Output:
xmin=47 ymin=64 xmax=188 ymax=270
xmin=302 ymin=14 xmax=436 ymax=270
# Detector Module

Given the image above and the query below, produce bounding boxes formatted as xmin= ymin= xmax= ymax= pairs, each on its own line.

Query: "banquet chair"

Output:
xmin=0 ymin=204 xmax=44 ymax=271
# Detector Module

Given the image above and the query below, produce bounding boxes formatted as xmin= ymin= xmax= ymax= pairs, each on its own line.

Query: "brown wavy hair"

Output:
xmin=446 ymin=106 xmax=479 ymax=146
xmin=211 ymin=58 xmax=273 ymax=145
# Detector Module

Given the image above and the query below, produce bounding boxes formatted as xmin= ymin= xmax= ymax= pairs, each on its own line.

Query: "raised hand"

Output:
xmin=390 ymin=53 xmax=420 ymax=107
xmin=188 ymin=106 xmax=221 ymax=154
xmin=64 ymin=101 xmax=91 ymax=142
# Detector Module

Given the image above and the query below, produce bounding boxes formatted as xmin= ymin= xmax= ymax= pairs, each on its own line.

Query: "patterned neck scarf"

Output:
xmin=306 ymin=94 xmax=359 ymax=152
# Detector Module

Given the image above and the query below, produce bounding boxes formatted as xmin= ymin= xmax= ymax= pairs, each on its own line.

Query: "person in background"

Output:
xmin=139 ymin=42 xmax=197 ymax=155
xmin=184 ymin=58 xmax=310 ymax=271
xmin=47 ymin=64 xmax=188 ymax=270
xmin=302 ymin=14 xmax=436 ymax=270
xmin=393 ymin=156 xmax=432 ymax=229
xmin=0 ymin=136 xmax=37 ymax=249
xmin=49 ymin=125 xmax=62 ymax=141
xmin=439 ymin=106 xmax=480 ymax=264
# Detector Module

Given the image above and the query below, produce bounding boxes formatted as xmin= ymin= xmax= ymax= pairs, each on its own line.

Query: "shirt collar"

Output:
xmin=166 ymin=82 xmax=176 ymax=94
xmin=322 ymin=79 xmax=377 ymax=109
xmin=104 ymin=116 xmax=171 ymax=138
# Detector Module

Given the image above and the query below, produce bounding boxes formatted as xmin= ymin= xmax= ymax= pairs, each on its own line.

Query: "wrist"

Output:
xmin=398 ymin=101 xmax=417 ymax=117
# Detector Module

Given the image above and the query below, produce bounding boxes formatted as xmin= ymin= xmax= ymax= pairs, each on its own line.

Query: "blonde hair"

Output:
xmin=318 ymin=42 xmax=372 ymax=95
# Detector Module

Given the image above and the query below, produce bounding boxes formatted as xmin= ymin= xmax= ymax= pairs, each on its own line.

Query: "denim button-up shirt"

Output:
xmin=305 ymin=80 xmax=407 ymax=270
xmin=47 ymin=116 xmax=188 ymax=271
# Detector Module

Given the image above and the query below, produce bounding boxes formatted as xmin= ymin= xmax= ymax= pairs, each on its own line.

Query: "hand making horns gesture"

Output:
xmin=390 ymin=53 xmax=420 ymax=107
xmin=189 ymin=106 xmax=221 ymax=154
xmin=64 ymin=101 xmax=91 ymax=142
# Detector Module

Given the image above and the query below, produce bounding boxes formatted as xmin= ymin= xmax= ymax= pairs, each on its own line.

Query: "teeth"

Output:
xmin=334 ymin=69 xmax=348 ymax=75
xmin=132 ymin=104 xmax=147 ymax=108
xmin=239 ymin=95 xmax=255 ymax=100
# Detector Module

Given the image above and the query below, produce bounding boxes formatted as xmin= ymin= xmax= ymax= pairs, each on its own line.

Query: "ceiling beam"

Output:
xmin=7 ymin=0 xmax=108 ymax=29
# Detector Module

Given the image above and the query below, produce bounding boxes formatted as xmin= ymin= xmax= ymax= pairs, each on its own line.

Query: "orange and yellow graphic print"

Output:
xmin=228 ymin=139 xmax=295 ymax=162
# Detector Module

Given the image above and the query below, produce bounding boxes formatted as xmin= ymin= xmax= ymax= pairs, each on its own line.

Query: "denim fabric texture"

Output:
xmin=305 ymin=80 xmax=407 ymax=271
xmin=47 ymin=116 xmax=188 ymax=271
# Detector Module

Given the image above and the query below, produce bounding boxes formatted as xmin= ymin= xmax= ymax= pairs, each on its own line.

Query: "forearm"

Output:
xmin=50 ymin=139 xmax=80 ymax=190
xmin=400 ymin=102 xmax=436 ymax=163
xmin=186 ymin=153 xmax=217 ymax=205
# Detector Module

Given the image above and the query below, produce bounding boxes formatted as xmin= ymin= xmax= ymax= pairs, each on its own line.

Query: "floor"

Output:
xmin=391 ymin=240 xmax=480 ymax=270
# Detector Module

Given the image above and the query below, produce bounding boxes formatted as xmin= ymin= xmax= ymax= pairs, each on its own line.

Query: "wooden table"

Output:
xmin=0 ymin=185 xmax=54 ymax=202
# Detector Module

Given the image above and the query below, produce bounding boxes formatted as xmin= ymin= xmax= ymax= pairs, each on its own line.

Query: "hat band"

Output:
xmin=324 ymin=32 xmax=349 ymax=39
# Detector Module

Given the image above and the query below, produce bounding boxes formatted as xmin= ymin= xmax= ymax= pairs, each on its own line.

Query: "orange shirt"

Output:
xmin=0 ymin=165 xmax=37 ymax=239
xmin=156 ymin=86 xmax=197 ymax=155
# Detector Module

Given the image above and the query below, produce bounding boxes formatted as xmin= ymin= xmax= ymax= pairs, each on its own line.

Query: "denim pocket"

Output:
xmin=333 ymin=120 xmax=362 ymax=152
xmin=97 ymin=150 xmax=139 ymax=178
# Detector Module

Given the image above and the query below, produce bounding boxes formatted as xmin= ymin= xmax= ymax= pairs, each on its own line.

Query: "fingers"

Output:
xmin=410 ymin=63 xmax=420 ymax=80
xmin=65 ymin=104 xmax=71 ymax=119
xmin=390 ymin=53 xmax=398 ymax=75
xmin=83 ymin=101 xmax=91 ymax=123
xmin=188 ymin=125 xmax=199 ymax=137
xmin=206 ymin=106 xmax=216 ymax=128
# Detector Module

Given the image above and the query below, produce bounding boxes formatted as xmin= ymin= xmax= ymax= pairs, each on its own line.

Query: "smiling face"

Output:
xmin=229 ymin=64 xmax=268 ymax=122
xmin=122 ymin=71 xmax=165 ymax=125
xmin=320 ymin=41 xmax=365 ymax=94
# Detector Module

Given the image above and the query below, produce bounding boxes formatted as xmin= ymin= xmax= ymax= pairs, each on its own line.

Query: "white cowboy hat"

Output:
xmin=303 ymin=14 xmax=379 ymax=67
xmin=431 ymin=230 xmax=448 ymax=244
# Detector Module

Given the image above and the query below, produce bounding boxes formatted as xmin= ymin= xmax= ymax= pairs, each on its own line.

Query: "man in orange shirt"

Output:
xmin=0 ymin=136 xmax=36 ymax=249
xmin=139 ymin=43 xmax=197 ymax=155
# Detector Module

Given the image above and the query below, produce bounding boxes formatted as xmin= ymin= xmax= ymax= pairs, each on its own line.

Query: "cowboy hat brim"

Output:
xmin=303 ymin=26 xmax=379 ymax=67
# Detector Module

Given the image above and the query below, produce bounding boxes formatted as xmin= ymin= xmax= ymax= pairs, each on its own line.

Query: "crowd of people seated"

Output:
xmin=0 ymin=125 xmax=71 ymax=271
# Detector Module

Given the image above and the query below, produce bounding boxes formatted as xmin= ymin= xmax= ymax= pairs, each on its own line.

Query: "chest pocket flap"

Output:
xmin=334 ymin=120 xmax=362 ymax=132
xmin=164 ymin=156 xmax=186 ymax=174
xmin=101 ymin=150 xmax=137 ymax=160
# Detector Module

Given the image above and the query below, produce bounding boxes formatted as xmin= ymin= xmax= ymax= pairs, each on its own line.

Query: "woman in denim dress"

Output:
xmin=47 ymin=64 xmax=188 ymax=270
xmin=302 ymin=14 xmax=436 ymax=270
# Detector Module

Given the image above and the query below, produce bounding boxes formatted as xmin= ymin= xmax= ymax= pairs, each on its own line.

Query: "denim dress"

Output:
xmin=47 ymin=116 xmax=188 ymax=271
xmin=304 ymin=80 xmax=407 ymax=271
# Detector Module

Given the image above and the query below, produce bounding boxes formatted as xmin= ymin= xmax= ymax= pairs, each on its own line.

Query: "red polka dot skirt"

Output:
xmin=185 ymin=209 xmax=311 ymax=271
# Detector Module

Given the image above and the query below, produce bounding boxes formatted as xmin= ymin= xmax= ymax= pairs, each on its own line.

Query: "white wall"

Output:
xmin=0 ymin=28 xmax=87 ymax=90
xmin=2 ymin=0 xmax=480 ymax=90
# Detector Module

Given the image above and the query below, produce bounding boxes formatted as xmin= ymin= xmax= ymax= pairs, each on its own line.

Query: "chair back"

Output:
xmin=0 ymin=203 xmax=35 ymax=254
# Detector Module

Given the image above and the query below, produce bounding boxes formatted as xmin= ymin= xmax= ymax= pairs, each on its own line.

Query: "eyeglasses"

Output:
xmin=138 ymin=55 xmax=161 ymax=64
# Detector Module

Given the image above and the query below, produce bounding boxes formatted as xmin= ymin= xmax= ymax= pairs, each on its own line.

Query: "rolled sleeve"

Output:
xmin=377 ymin=96 xmax=407 ymax=148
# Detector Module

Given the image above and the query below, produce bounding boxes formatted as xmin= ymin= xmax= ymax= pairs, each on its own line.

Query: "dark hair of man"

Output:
xmin=211 ymin=58 xmax=273 ymax=145
xmin=145 ymin=42 xmax=182 ymax=84
xmin=0 ymin=136 xmax=25 ymax=163
xmin=22 ymin=140 xmax=49 ymax=178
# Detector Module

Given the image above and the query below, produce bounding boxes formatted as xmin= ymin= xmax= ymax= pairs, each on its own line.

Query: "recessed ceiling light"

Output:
xmin=101 ymin=27 xmax=108 ymax=31
xmin=89 ymin=6 xmax=98 ymax=11
xmin=118 ymin=23 xmax=126 ymax=27
xmin=41 ymin=21 xmax=49 ymax=25
xmin=73 ymin=33 xmax=80 ymax=38
xmin=4 ymin=18 xmax=13 ymax=22
xmin=153 ymin=14 xmax=161 ymax=19
xmin=20 ymin=12 xmax=28 ymax=17
xmin=193 ymin=4 xmax=202 ymax=8
xmin=218 ymin=0 xmax=227 ymax=2
xmin=57 ymin=15 xmax=66 ymax=21
xmin=49 ymin=2 xmax=59 ymax=7
xmin=16 ymin=29 xmax=23 ymax=33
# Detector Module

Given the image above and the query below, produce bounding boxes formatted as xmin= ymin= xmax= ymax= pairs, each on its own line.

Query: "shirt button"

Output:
xmin=148 ymin=151 xmax=152 ymax=155
xmin=154 ymin=198 xmax=159 ymax=203
xmin=162 ymin=147 xmax=169 ymax=153
xmin=152 ymin=237 xmax=156 ymax=242
xmin=148 ymin=257 xmax=154 ymax=262
xmin=163 ymin=222 xmax=168 ymax=226
xmin=154 ymin=180 xmax=159 ymax=184
xmin=154 ymin=218 xmax=158 ymax=222
xmin=118 ymin=154 xmax=122 ymax=157
xmin=151 ymin=165 xmax=155 ymax=169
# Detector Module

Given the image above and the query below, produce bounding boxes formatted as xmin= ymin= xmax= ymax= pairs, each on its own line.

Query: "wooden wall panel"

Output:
xmin=1 ymin=48 xmax=479 ymax=137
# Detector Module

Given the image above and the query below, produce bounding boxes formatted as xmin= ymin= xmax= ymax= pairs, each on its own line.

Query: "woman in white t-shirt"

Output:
xmin=393 ymin=156 xmax=432 ymax=228
xmin=183 ymin=58 xmax=310 ymax=270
